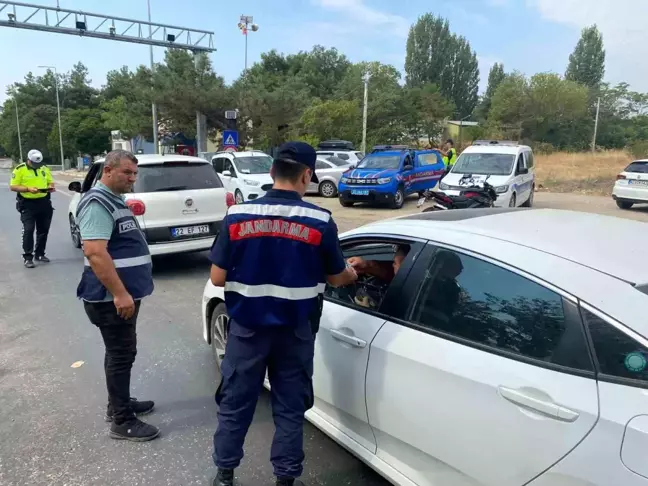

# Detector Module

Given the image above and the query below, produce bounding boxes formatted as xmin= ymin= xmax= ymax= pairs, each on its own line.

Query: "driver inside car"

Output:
xmin=346 ymin=245 xmax=410 ymax=308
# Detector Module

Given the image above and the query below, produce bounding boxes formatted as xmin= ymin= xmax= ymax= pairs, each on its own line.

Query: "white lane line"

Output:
xmin=53 ymin=178 xmax=73 ymax=197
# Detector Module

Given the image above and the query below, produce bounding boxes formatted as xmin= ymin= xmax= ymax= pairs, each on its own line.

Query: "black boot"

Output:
xmin=212 ymin=468 xmax=234 ymax=486
xmin=105 ymin=398 xmax=155 ymax=422
xmin=276 ymin=478 xmax=305 ymax=486
xmin=24 ymin=258 xmax=35 ymax=269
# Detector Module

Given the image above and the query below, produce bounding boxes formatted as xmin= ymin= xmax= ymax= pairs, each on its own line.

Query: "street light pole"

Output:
xmin=361 ymin=72 xmax=370 ymax=154
xmin=238 ymin=15 xmax=259 ymax=71
xmin=147 ymin=0 xmax=159 ymax=154
xmin=592 ymin=96 xmax=601 ymax=153
xmin=39 ymin=65 xmax=64 ymax=168
xmin=14 ymin=99 xmax=24 ymax=162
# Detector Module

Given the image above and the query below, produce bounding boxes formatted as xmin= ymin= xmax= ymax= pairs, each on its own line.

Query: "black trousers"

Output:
xmin=84 ymin=300 xmax=142 ymax=425
xmin=18 ymin=198 xmax=53 ymax=260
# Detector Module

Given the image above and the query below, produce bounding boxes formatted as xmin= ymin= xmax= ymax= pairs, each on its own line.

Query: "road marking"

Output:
xmin=53 ymin=179 xmax=73 ymax=197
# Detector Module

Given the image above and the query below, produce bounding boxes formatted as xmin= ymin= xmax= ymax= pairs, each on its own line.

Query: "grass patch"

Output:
xmin=535 ymin=150 xmax=632 ymax=196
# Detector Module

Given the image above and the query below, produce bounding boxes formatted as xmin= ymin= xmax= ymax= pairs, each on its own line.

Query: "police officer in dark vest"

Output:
xmin=209 ymin=141 xmax=358 ymax=486
xmin=76 ymin=149 xmax=159 ymax=442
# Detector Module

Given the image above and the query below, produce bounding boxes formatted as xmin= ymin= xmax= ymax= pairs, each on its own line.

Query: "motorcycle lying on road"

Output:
xmin=417 ymin=174 xmax=498 ymax=212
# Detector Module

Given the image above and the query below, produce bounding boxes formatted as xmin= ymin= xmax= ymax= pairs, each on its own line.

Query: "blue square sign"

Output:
xmin=223 ymin=130 xmax=239 ymax=148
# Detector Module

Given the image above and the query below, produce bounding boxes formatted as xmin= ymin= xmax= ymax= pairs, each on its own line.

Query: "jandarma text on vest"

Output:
xmin=229 ymin=218 xmax=322 ymax=245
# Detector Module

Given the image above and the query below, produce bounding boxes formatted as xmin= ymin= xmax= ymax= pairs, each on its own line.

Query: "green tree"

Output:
xmin=565 ymin=25 xmax=606 ymax=89
xmin=49 ymin=108 xmax=111 ymax=158
xmin=405 ymin=14 xmax=479 ymax=117
xmin=402 ymin=84 xmax=455 ymax=144
xmin=299 ymin=99 xmax=361 ymax=144
xmin=477 ymin=63 xmax=506 ymax=120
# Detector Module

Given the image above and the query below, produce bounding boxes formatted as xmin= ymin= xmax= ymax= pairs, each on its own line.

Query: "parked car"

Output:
xmin=439 ymin=140 xmax=535 ymax=208
xmin=317 ymin=139 xmax=364 ymax=165
xmin=202 ymin=208 xmax=648 ymax=486
xmin=612 ymin=159 xmax=648 ymax=209
xmin=67 ymin=155 xmax=231 ymax=256
xmin=211 ymin=151 xmax=274 ymax=204
xmin=338 ymin=148 xmax=445 ymax=209
xmin=307 ymin=156 xmax=353 ymax=197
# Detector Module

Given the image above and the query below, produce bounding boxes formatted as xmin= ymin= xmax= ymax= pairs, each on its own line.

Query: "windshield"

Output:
xmin=233 ymin=155 xmax=273 ymax=174
xmin=626 ymin=161 xmax=648 ymax=173
xmin=327 ymin=156 xmax=350 ymax=167
xmin=356 ymin=154 xmax=401 ymax=170
xmin=134 ymin=162 xmax=223 ymax=192
xmin=452 ymin=153 xmax=515 ymax=176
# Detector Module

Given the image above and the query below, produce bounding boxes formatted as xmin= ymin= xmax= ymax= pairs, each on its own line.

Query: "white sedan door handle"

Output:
xmin=330 ymin=329 xmax=366 ymax=348
xmin=498 ymin=386 xmax=580 ymax=422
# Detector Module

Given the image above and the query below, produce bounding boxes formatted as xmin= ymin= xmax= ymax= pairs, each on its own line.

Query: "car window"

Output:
xmin=317 ymin=152 xmax=334 ymax=158
xmin=233 ymin=155 xmax=273 ymax=174
xmin=355 ymin=152 xmax=365 ymax=160
xmin=327 ymin=156 xmax=349 ymax=167
xmin=81 ymin=162 xmax=103 ymax=192
xmin=410 ymin=249 xmax=578 ymax=365
xmin=336 ymin=153 xmax=350 ymax=160
xmin=418 ymin=153 xmax=441 ymax=166
xmin=133 ymin=162 xmax=224 ymax=192
xmin=223 ymin=160 xmax=237 ymax=177
xmin=356 ymin=154 xmax=401 ymax=170
xmin=453 ymin=153 xmax=515 ymax=176
xmin=625 ymin=161 xmax=648 ymax=173
xmin=526 ymin=151 xmax=535 ymax=169
xmin=213 ymin=157 xmax=225 ymax=173
xmin=316 ymin=160 xmax=331 ymax=170
xmin=324 ymin=242 xmax=404 ymax=315
xmin=583 ymin=308 xmax=648 ymax=384
xmin=516 ymin=154 xmax=525 ymax=173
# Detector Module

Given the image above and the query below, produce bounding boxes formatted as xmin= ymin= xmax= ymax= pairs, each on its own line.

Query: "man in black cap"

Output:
xmin=208 ymin=141 xmax=357 ymax=486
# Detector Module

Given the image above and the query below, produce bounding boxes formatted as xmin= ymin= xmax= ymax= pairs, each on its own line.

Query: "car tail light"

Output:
xmin=617 ymin=174 xmax=626 ymax=180
xmin=126 ymin=199 xmax=146 ymax=216
xmin=225 ymin=192 xmax=235 ymax=207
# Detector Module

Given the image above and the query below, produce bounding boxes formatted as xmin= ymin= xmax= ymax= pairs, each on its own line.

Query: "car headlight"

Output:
xmin=495 ymin=185 xmax=509 ymax=194
xmin=377 ymin=177 xmax=392 ymax=184
xmin=439 ymin=182 xmax=450 ymax=190
xmin=340 ymin=177 xmax=349 ymax=184
xmin=243 ymin=179 xmax=260 ymax=187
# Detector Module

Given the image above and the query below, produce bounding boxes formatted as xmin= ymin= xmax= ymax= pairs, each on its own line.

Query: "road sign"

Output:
xmin=225 ymin=110 xmax=238 ymax=120
xmin=223 ymin=130 xmax=239 ymax=148
xmin=224 ymin=146 xmax=237 ymax=152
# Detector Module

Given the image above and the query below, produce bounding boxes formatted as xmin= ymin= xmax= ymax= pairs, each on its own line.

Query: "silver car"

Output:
xmin=308 ymin=156 xmax=353 ymax=197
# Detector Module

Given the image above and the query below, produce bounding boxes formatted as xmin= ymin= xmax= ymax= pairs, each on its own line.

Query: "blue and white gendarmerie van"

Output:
xmin=338 ymin=146 xmax=446 ymax=209
xmin=439 ymin=140 xmax=536 ymax=208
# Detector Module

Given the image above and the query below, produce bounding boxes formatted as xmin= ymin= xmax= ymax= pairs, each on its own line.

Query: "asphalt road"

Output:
xmin=0 ymin=169 xmax=390 ymax=486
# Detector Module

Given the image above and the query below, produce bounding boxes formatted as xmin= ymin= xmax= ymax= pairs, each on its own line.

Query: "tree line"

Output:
xmin=1 ymin=14 xmax=647 ymax=163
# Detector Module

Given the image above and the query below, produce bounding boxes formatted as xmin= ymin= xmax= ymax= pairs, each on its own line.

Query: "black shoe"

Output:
xmin=277 ymin=479 xmax=305 ymax=486
xmin=24 ymin=259 xmax=35 ymax=269
xmin=105 ymin=398 xmax=155 ymax=422
xmin=109 ymin=417 xmax=160 ymax=442
xmin=213 ymin=468 xmax=234 ymax=486
xmin=35 ymin=255 xmax=50 ymax=263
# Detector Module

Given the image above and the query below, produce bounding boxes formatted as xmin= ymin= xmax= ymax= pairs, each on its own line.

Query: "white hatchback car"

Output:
xmin=211 ymin=151 xmax=274 ymax=204
xmin=440 ymin=141 xmax=535 ymax=208
xmin=67 ymin=155 xmax=230 ymax=256
xmin=316 ymin=150 xmax=364 ymax=165
xmin=202 ymin=208 xmax=648 ymax=486
xmin=307 ymin=156 xmax=353 ymax=197
xmin=612 ymin=159 xmax=648 ymax=209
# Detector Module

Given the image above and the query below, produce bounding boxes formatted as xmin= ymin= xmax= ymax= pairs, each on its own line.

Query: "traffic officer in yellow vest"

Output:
xmin=441 ymin=138 xmax=457 ymax=168
xmin=9 ymin=149 xmax=55 ymax=268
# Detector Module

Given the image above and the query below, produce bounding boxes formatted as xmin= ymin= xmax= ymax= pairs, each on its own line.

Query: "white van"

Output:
xmin=439 ymin=140 xmax=535 ymax=208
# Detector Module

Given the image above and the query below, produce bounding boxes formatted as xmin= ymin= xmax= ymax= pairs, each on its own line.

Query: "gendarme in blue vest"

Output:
xmin=76 ymin=187 xmax=154 ymax=302
xmin=209 ymin=189 xmax=346 ymax=328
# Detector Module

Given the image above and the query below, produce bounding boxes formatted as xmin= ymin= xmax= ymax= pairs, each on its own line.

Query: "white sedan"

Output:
xmin=202 ymin=208 xmax=648 ymax=486
xmin=612 ymin=159 xmax=648 ymax=209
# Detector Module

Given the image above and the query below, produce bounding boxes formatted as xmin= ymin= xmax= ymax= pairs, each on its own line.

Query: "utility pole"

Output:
xmin=361 ymin=72 xmax=370 ymax=154
xmin=14 ymin=100 xmax=23 ymax=162
xmin=238 ymin=15 xmax=259 ymax=71
xmin=147 ymin=0 xmax=159 ymax=154
xmin=592 ymin=96 xmax=601 ymax=153
xmin=39 ymin=66 xmax=64 ymax=168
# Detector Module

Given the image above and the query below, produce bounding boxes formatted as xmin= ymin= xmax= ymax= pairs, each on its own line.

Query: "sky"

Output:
xmin=1 ymin=0 xmax=647 ymax=104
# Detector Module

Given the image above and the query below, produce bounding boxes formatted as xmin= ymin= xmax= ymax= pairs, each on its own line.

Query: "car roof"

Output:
xmin=96 ymin=154 xmax=209 ymax=165
xmin=356 ymin=208 xmax=648 ymax=286
xmin=462 ymin=145 xmax=530 ymax=155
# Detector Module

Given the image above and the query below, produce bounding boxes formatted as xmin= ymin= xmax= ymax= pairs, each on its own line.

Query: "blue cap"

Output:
xmin=276 ymin=141 xmax=319 ymax=183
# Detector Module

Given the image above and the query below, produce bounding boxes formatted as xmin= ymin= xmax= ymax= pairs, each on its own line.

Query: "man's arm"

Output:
xmin=208 ymin=218 xmax=231 ymax=287
xmin=348 ymin=258 xmax=393 ymax=282
xmin=9 ymin=169 xmax=37 ymax=193
xmin=321 ymin=217 xmax=357 ymax=288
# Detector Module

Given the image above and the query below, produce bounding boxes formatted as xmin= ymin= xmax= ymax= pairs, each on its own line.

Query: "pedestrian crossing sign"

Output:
xmin=223 ymin=130 xmax=239 ymax=149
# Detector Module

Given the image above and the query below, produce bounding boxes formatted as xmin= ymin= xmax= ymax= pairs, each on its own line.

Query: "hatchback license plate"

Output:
xmin=172 ymin=224 xmax=210 ymax=237
xmin=629 ymin=180 xmax=648 ymax=186
xmin=351 ymin=190 xmax=369 ymax=196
